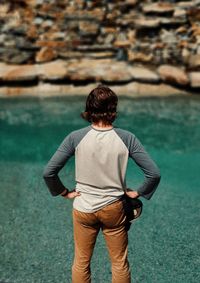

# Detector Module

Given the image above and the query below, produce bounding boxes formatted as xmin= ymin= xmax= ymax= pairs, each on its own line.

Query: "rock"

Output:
xmin=26 ymin=25 xmax=38 ymax=40
xmin=58 ymin=51 xmax=83 ymax=59
xmin=49 ymin=32 xmax=66 ymax=40
xmin=9 ymin=0 xmax=29 ymax=7
xmin=102 ymin=62 xmax=133 ymax=82
xmin=35 ymin=47 xmax=57 ymax=63
xmin=62 ymin=20 xmax=79 ymax=33
xmin=79 ymin=21 xmax=99 ymax=36
xmin=106 ymin=10 xmax=120 ymax=23
xmin=113 ymin=40 xmax=131 ymax=48
xmin=151 ymin=42 xmax=166 ymax=50
xmin=9 ymin=25 xmax=28 ymax=36
xmin=58 ymin=51 xmax=115 ymax=60
xmin=86 ymin=1 xmax=100 ymax=10
xmin=197 ymin=46 xmax=200 ymax=55
xmin=64 ymin=5 xmax=78 ymax=16
xmin=88 ymin=8 xmax=105 ymax=21
xmin=162 ymin=49 xmax=171 ymax=63
xmin=107 ymin=3 xmax=115 ymax=12
xmin=26 ymin=0 xmax=39 ymax=7
xmin=64 ymin=8 xmax=105 ymax=21
xmin=4 ymin=39 xmax=16 ymax=48
xmin=143 ymin=2 xmax=174 ymax=14
xmin=96 ymin=35 xmax=105 ymax=44
xmin=160 ymin=29 xmax=177 ymax=44
xmin=128 ymin=50 xmax=153 ymax=63
xmin=142 ymin=42 xmax=154 ymax=50
xmin=23 ymin=7 xmax=35 ymax=22
xmin=176 ymin=26 xmax=188 ymax=34
xmin=86 ymin=52 xmax=115 ymax=59
xmin=0 ymin=49 xmax=34 ymax=64
xmin=189 ymin=43 xmax=198 ymax=51
xmin=0 ymin=63 xmax=11 ymax=81
xmin=101 ymin=27 xmax=117 ymax=35
xmin=182 ymin=48 xmax=190 ymax=63
xmin=127 ymin=30 xmax=136 ymax=43
xmin=188 ymin=54 xmax=200 ymax=69
xmin=39 ymin=3 xmax=54 ymax=14
xmin=2 ymin=10 xmax=21 ymax=30
xmin=37 ymin=60 xmax=69 ymax=81
xmin=196 ymin=36 xmax=200 ymax=44
xmin=76 ymin=44 xmax=115 ymax=51
xmin=173 ymin=9 xmax=187 ymax=18
xmin=0 ymin=34 xmax=7 ymax=45
xmin=33 ymin=17 xmax=43 ymax=25
xmin=116 ymin=32 xmax=128 ymax=42
xmin=42 ymin=20 xmax=54 ymax=29
xmin=134 ymin=18 xmax=160 ymax=28
xmin=0 ymin=63 xmax=38 ymax=82
xmin=114 ymin=32 xmax=131 ymax=48
xmin=36 ymin=40 xmax=67 ymax=49
xmin=125 ymin=0 xmax=137 ymax=5
xmin=14 ymin=37 xmax=39 ymax=51
xmin=188 ymin=8 xmax=200 ymax=21
xmin=158 ymin=16 xmax=186 ymax=25
xmin=116 ymin=17 xmax=135 ymax=26
xmin=189 ymin=72 xmax=200 ymax=87
xmin=128 ymin=66 xmax=160 ymax=83
xmin=104 ymin=33 xmax=115 ymax=45
xmin=177 ymin=1 xmax=197 ymax=9
xmin=158 ymin=65 xmax=189 ymax=85
xmin=65 ymin=59 xmax=133 ymax=82
xmin=191 ymin=24 xmax=200 ymax=37
xmin=0 ymin=3 xmax=10 ymax=17
xmin=116 ymin=48 xmax=128 ymax=61
xmin=178 ymin=40 xmax=189 ymax=48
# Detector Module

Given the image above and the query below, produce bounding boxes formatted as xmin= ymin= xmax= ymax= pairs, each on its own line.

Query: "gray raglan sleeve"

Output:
xmin=43 ymin=133 xmax=75 ymax=196
xmin=129 ymin=134 xmax=161 ymax=200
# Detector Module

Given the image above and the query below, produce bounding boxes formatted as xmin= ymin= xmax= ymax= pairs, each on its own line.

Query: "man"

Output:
xmin=43 ymin=84 xmax=161 ymax=283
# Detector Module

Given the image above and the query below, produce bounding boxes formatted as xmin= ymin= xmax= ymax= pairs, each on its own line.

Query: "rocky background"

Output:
xmin=0 ymin=0 xmax=200 ymax=96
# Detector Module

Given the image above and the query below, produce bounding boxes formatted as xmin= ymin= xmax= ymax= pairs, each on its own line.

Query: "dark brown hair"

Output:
xmin=81 ymin=84 xmax=118 ymax=125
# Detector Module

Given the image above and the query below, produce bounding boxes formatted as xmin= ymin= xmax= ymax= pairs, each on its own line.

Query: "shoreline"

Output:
xmin=0 ymin=1 xmax=200 ymax=99
xmin=0 ymin=81 xmax=195 ymax=98
xmin=0 ymin=59 xmax=199 ymax=98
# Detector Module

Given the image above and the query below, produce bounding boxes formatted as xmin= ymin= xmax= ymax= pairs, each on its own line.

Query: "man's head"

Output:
xmin=81 ymin=84 xmax=118 ymax=125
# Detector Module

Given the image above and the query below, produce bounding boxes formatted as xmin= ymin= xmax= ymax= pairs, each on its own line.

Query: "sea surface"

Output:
xmin=0 ymin=95 xmax=200 ymax=283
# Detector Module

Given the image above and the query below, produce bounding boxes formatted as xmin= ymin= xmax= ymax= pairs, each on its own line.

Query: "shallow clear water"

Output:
xmin=0 ymin=95 xmax=200 ymax=283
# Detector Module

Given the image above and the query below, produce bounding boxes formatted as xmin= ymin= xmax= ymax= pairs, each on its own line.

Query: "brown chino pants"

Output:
xmin=72 ymin=199 xmax=131 ymax=283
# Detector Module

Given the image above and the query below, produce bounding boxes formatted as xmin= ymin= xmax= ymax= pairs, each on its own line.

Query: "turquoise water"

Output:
xmin=0 ymin=96 xmax=200 ymax=283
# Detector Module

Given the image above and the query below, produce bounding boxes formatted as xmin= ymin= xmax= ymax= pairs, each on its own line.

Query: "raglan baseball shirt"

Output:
xmin=43 ymin=125 xmax=161 ymax=213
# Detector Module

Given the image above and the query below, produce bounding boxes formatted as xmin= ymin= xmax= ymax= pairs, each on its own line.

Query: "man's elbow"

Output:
xmin=142 ymin=172 xmax=161 ymax=200
xmin=42 ymin=168 xmax=58 ymax=197
xmin=152 ymin=171 xmax=161 ymax=187
xmin=152 ymin=166 xmax=161 ymax=182
xmin=146 ymin=170 xmax=161 ymax=190
xmin=42 ymin=167 xmax=52 ymax=180
xmin=154 ymin=171 xmax=161 ymax=181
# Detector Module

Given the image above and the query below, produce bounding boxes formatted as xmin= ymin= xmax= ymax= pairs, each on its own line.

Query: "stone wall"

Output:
xmin=0 ymin=0 xmax=200 ymax=96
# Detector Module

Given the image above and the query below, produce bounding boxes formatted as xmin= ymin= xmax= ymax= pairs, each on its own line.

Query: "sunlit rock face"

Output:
xmin=0 ymin=0 xmax=200 ymax=94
